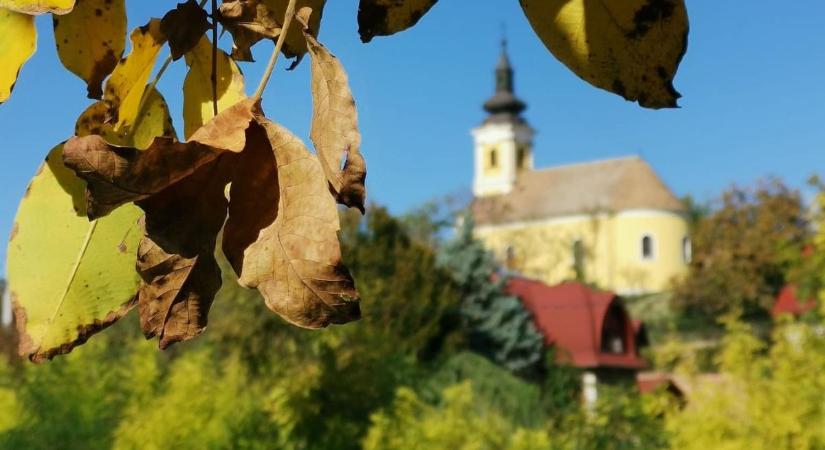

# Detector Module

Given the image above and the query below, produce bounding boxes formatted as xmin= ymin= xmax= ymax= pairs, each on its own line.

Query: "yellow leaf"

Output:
xmin=182 ymin=36 xmax=246 ymax=139
xmin=103 ymin=19 xmax=166 ymax=131
xmin=520 ymin=0 xmax=688 ymax=109
xmin=300 ymin=13 xmax=366 ymax=212
xmin=75 ymin=87 xmax=176 ymax=150
xmin=53 ymin=0 xmax=126 ymax=99
xmin=7 ymin=146 xmax=143 ymax=362
xmin=0 ymin=8 xmax=35 ymax=104
xmin=357 ymin=0 xmax=438 ymax=43
xmin=223 ymin=118 xmax=360 ymax=329
xmin=0 ymin=0 xmax=73 ymax=14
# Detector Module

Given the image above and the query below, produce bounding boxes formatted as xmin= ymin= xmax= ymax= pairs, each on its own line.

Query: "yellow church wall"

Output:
xmin=474 ymin=210 xmax=689 ymax=294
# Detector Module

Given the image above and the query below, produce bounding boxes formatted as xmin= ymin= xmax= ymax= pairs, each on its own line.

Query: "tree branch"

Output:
xmin=252 ymin=0 xmax=297 ymax=101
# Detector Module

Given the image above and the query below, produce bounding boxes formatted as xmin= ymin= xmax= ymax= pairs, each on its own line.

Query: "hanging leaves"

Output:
xmin=218 ymin=0 xmax=325 ymax=62
xmin=161 ymin=0 xmax=210 ymax=61
xmin=8 ymin=146 xmax=143 ymax=362
xmin=103 ymin=19 xmax=167 ymax=130
xmin=182 ymin=36 xmax=247 ymax=139
xmin=357 ymin=0 xmax=438 ymax=43
xmin=4 ymin=0 xmax=692 ymax=361
xmin=519 ymin=0 xmax=688 ymax=108
xmin=0 ymin=8 xmax=35 ymax=104
xmin=0 ymin=0 xmax=73 ymax=15
xmin=53 ymin=0 xmax=126 ymax=99
xmin=224 ymin=118 xmax=360 ymax=328
xmin=299 ymin=10 xmax=366 ymax=212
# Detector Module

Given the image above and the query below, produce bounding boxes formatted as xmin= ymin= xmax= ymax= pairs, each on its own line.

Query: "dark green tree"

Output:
xmin=437 ymin=216 xmax=544 ymax=375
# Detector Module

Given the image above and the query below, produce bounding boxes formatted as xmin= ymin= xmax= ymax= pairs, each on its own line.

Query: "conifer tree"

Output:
xmin=437 ymin=216 xmax=544 ymax=374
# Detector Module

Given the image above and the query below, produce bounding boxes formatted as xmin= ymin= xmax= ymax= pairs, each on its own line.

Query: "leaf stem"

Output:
xmin=211 ymin=0 xmax=218 ymax=116
xmin=252 ymin=0 xmax=297 ymax=101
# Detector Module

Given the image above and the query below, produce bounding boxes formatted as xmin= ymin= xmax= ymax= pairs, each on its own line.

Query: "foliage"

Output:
xmin=666 ymin=316 xmax=825 ymax=449
xmin=1 ymin=0 xmax=690 ymax=361
xmin=672 ymin=178 xmax=810 ymax=321
xmin=363 ymin=382 xmax=552 ymax=450
xmin=437 ymin=216 xmax=544 ymax=374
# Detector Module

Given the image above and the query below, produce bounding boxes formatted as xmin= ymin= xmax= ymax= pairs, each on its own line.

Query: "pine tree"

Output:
xmin=437 ymin=216 xmax=544 ymax=374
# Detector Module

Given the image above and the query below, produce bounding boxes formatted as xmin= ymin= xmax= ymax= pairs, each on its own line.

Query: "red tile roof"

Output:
xmin=507 ymin=278 xmax=647 ymax=370
xmin=771 ymin=285 xmax=815 ymax=317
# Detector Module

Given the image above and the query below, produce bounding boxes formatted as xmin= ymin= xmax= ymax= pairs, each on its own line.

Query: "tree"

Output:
xmin=666 ymin=316 xmax=825 ymax=449
xmin=672 ymin=178 xmax=810 ymax=321
xmin=1 ymin=0 xmax=691 ymax=361
xmin=437 ymin=216 xmax=545 ymax=374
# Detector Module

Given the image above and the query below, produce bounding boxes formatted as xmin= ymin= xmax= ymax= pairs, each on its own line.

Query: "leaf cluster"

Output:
xmin=1 ymin=0 xmax=691 ymax=361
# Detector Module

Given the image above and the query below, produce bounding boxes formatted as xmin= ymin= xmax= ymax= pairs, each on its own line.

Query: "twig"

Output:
xmin=253 ymin=0 xmax=297 ymax=101
xmin=211 ymin=0 xmax=218 ymax=116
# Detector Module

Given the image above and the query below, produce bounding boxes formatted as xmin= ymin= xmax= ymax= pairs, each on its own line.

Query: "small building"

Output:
xmin=771 ymin=284 xmax=815 ymax=318
xmin=507 ymin=277 xmax=647 ymax=403
xmin=470 ymin=43 xmax=690 ymax=295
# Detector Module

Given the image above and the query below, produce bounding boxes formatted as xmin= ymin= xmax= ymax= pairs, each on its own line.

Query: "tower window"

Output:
xmin=641 ymin=234 xmax=655 ymax=261
xmin=572 ymin=239 xmax=585 ymax=281
xmin=682 ymin=236 xmax=692 ymax=264
xmin=517 ymin=146 xmax=526 ymax=169
xmin=488 ymin=148 xmax=498 ymax=168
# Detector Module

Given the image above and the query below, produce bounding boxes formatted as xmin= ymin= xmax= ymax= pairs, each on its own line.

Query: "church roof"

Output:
xmin=472 ymin=156 xmax=685 ymax=226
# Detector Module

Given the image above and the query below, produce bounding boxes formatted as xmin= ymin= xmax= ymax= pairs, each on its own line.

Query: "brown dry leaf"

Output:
xmin=53 ymin=0 xmax=127 ymax=99
xmin=63 ymin=98 xmax=255 ymax=219
xmin=299 ymin=11 xmax=366 ymax=212
xmin=135 ymin=157 xmax=230 ymax=348
xmin=519 ymin=0 xmax=688 ymax=109
xmin=160 ymin=0 xmax=210 ymax=61
xmin=357 ymin=0 xmax=438 ymax=43
xmin=218 ymin=0 xmax=324 ymax=62
xmin=223 ymin=118 xmax=360 ymax=328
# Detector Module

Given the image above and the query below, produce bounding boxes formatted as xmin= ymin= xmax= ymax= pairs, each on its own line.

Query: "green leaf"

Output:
xmin=7 ymin=145 xmax=143 ymax=362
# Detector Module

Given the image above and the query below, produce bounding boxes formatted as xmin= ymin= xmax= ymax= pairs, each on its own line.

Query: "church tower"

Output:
xmin=472 ymin=40 xmax=535 ymax=197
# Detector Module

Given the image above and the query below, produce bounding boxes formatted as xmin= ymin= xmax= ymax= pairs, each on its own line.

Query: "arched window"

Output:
xmin=601 ymin=303 xmax=627 ymax=354
xmin=640 ymin=234 xmax=654 ymax=260
xmin=488 ymin=148 xmax=498 ymax=168
xmin=682 ymin=236 xmax=692 ymax=264
xmin=516 ymin=146 xmax=526 ymax=169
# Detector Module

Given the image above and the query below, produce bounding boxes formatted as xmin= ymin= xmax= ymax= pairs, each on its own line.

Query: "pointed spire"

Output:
xmin=483 ymin=37 xmax=526 ymax=123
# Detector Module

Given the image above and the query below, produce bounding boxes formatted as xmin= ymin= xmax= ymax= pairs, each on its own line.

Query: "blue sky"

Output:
xmin=1 ymin=1 xmax=824 ymax=269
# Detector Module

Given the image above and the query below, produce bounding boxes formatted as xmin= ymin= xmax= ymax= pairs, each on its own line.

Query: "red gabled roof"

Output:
xmin=771 ymin=285 xmax=815 ymax=317
xmin=507 ymin=278 xmax=646 ymax=370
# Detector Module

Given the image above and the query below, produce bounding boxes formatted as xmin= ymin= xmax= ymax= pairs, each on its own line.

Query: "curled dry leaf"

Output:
xmin=357 ymin=0 xmax=438 ymax=43
xmin=218 ymin=0 xmax=324 ymax=62
xmin=63 ymin=98 xmax=257 ymax=348
xmin=53 ymin=0 xmax=126 ymax=99
xmin=519 ymin=0 xmax=688 ymax=109
xmin=182 ymin=36 xmax=247 ymax=139
xmin=63 ymin=98 xmax=255 ymax=219
xmin=0 ymin=0 xmax=74 ymax=14
xmin=135 ymin=158 xmax=230 ymax=348
xmin=160 ymin=0 xmax=210 ymax=61
xmin=8 ymin=145 xmax=143 ymax=362
xmin=0 ymin=8 xmax=36 ymax=104
xmin=299 ymin=10 xmax=366 ymax=212
xmin=103 ymin=19 xmax=167 ymax=129
xmin=223 ymin=118 xmax=360 ymax=328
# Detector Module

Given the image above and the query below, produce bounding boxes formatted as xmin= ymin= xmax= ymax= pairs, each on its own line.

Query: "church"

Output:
xmin=470 ymin=44 xmax=690 ymax=295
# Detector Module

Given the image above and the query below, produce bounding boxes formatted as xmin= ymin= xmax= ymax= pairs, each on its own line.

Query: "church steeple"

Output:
xmin=472 ymin=39 xmax=535 ymax=198
xmin=483 ymin=39 xmax=527 ymax=123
